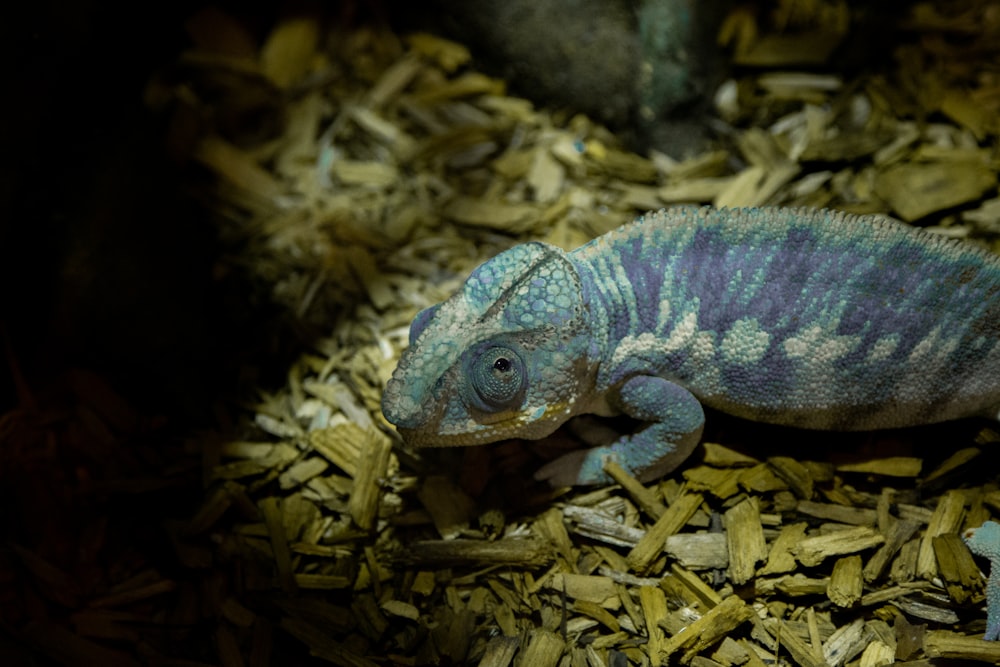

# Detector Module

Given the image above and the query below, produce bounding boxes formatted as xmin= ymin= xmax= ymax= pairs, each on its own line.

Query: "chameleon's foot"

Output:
xmin=963 ymin=521 xmax=1000 ymax=641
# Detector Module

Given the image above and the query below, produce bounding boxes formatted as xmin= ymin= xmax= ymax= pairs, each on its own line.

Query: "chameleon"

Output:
xmin=381 ymin=206 xmax=1000 ymax=487
xmin=964 ymin=521 xmax=1000 ymax=641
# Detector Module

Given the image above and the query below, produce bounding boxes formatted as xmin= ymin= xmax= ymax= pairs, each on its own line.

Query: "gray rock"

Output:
xmin=417 ymin=0 xmax=729 ymax=156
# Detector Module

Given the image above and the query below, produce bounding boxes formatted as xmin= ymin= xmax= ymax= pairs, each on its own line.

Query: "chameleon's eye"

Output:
xmin=468 ymin=346 xmax=526 ymax=411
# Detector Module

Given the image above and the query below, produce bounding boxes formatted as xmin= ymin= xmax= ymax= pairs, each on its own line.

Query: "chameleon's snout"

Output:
xmin=380 ymin=378 xmax=423 ymax=430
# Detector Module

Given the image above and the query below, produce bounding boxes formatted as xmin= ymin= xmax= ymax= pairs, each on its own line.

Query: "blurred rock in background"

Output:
xmin=401 ymin=0 xmax=729 ymax=157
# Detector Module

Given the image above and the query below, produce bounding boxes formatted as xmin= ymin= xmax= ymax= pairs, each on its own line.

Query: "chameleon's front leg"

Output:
xmin=535 ymin=376 xmax=705 ymax=486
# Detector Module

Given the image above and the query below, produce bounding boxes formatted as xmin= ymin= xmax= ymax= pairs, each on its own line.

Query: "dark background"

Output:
xmin=1 ymin=1 xmax=264 ymax=417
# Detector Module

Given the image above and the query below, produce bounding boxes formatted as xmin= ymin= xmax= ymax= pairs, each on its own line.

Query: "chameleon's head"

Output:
xmin=382 ymin=242 xmax=596 ymax=447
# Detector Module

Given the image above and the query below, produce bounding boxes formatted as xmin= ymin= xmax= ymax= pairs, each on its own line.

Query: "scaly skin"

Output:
xmin=964 ymin=521 xmax=1000 ymax=641
xmin=382 ymin=206 xmax=1000 ymax=486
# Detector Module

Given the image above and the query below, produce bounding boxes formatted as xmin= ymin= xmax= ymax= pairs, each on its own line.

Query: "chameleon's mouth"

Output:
xmin=392 ymin=403 xmax=570 ymax=448
xmin=394 ymin=426 xmax=507 ymax=448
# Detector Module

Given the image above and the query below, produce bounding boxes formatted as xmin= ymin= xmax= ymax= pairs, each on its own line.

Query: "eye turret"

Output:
xmin=467 ymin=346 xmax=526 ymax=411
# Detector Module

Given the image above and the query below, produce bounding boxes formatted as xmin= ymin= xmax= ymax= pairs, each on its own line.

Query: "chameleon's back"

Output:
xmin=571 ymin=207 xmax=1000 ymax=430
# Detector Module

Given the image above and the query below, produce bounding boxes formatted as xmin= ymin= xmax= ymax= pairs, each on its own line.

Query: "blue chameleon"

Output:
xmin=382 ymin=206 xmax=1000 ymax=487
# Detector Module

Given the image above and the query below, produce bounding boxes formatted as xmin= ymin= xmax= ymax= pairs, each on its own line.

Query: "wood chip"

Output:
xmin=404 ymin=539 xmax=554 ymax=567
xmin=724 ymin=497 xmax=768 ymax=585
xmin=932 ymin=532 xmax=981 ymax=604
xmin=626 ymin=490 xmax=704 ymax=574
xmin=442 ymin=197 xmax=540 ymax=233
xmin=924 ymin=630 xmax=1000 ymax=661
xmin=518 ymin=629 xmax=565 ymax=667
xmin=478 ymin=636 xmax=520 ymax=667
xmin=347 ymin=429 xmax=393 ymax=530
xmin=660 ymin=595 xmax=753 ymax=663
xmin=604 ymin=459 xmax=667 ymax=519
xmin=875 ymin=161 xmax=997 ymax=221
xmin=701 ymin=442 xmax=760 ymax=467
xmin=836 ymin=457 xmax=922 ymax=477
xmin=760 ymin=522 xmax=807 ymax=576
xmin=917 ymin=489 xmax=967 ymax=579
xmin=640 ymin=585 xmax=669 ymax=666
xmin=863 ymin=519 xmax=921 ymax=584
xmin=796 ymin=500 xmax=877 ymax=526
xmin=794 ymin=526 xmax=885 ymax=567
xmin=768 ymin=457 xmax=814 ymax=499
xmin=683 ymin=465 xmax=743 ymax=499
xmin=827 ymin=555 xmax=863 ymax=608
xmin=665 ymin=532 xmax=729 ymax=570
xmin=260 ymin=497 xmax=298 ymax=593
xmin=260 ymin=17 xmax=318 ymax=88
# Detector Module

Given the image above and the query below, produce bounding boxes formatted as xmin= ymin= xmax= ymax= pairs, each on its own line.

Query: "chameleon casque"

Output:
xmin=382 ymin=206 xmax=1000 ymax=487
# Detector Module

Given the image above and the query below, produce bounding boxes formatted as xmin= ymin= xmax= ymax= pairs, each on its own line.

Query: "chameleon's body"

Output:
xmin=382 ymin=206 xmax=1000 ymax=486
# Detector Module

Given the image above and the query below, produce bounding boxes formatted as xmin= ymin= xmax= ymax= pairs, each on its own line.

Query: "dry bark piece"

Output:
xmin=626 ymin=491 xmax=704 ymax=574
xmin=761 ymin=618 xmax=827 ymax=667
xmin=330 ymin=160 xmax=400 ymax=188
xmin=932 ymin=532 xmax=981 ymax=604
xmin=924 ymin=630 xmax=1000 ymax=661
xmin=739 ymin=463 xmax=789 ymax=493
xmin=822 ymin=617 xmax=870 ymax=667
xmin=921 ymin=447 xmax=982 ymax=487
xmin=260 ymin=17 xmax=319 ymax=88
xmin=768 ymin=457 xmax=814 ymax=499
xmin=518 ymin=629 xmax=565 ymax=667
xmin=724 ymin=497 xmax=768 ymax=585
xmin=874 ymin=161 xmax=997 ymax=221
xmin=766 ymin=573 xmax=829 ymax=597
xmin=890 ymin=539 xmax=921 ymax=584
xmin=836 ymin=457 xmax=922 ymax=477
xmin=794 ymin=526 xmax=885 ymax=567
xmin=347 ymin=429 xmax=394 ymax=530
xmin=664 ymin=532 xmax=729 ymax=570
xmin=478 ymin=636 xmax=520 ymax=667
xmin=827 ymin=555 xmax=863 ymax=608
xmin=917 ymin=489 xmax=967 ymax=580
xmin=660 ymin=595 xmax=753 ymax=663
xmin=640 ymin=585 xmax=669 ymax=666
xmin=259 ymin=497 xmax=298 ymax=593
xmin=603 ymin=459 xmax=667 ymax=519
xmin=527 ymin=147 xmax=566 ymax=203
xmin=549 ymin=573 xmax=617 ymax=604
xmin=278 ymin=457 xmax=329 ymax=490
xmin=760 ymin=522 xmax=808 ymax=576
xmin=405 ymin=33 xmax=471 ymax=71
xmin=442 ymin=197 xmax=540 ymax=233
xmin=404 ymin=539 xmax=554 ymax=567
xmin=310 ymin=421 xmax=391 ymax=479
xmin=796 ymin=500 xmax=877 ymax=526
xmin=863 ymin=519 xmax=921 ymax=583
xmin=683 ymin=466 xmax=743 ymax=499
xmin=892 ymin=595 xmax=960 ymax=625
xmin=701 ymin=442 xmax=760 ymax=467
xmin=563 ymin=504 xmax=645 ymax=547
xmin=858 ymin=639 xmax=895 ymax=666
xmin=194 ymin=135 xmax=285 ymax=207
